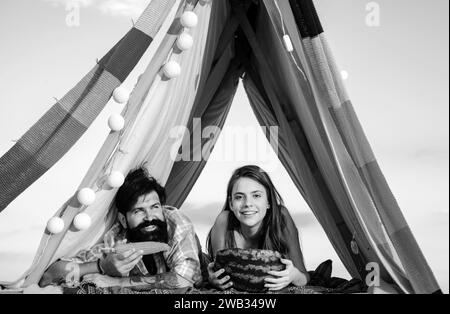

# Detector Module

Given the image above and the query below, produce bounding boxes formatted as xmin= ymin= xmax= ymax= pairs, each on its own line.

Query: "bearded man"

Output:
xmin=40 ymin=167 xmax=202 ymax=290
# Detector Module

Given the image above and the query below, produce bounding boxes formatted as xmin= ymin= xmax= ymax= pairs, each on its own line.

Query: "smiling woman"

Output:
xmin=206 ymin=165 xmax=309 ymax=291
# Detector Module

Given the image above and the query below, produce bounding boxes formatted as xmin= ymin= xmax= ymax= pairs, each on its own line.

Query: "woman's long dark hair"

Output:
xmin=207 ymin=165 xmax=289 ymax=259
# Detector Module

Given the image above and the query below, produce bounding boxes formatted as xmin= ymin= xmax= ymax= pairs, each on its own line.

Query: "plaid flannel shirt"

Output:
xmin=65 ymin=206 xmax=202 ymax=285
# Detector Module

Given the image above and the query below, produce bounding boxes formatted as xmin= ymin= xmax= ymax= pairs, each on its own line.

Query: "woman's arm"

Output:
xmin=209 ymin=211 xmax=230 ymax=257
xmin=281 ymin=207 xmax=310 ymax=285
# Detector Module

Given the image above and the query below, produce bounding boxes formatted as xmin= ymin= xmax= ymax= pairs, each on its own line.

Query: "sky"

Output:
xmin=0 ymin=0 xmax=448 ymax=292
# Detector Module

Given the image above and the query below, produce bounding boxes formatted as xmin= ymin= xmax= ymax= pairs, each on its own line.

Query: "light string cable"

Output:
xmin=273 ymin=0 xmax=307 ymax=82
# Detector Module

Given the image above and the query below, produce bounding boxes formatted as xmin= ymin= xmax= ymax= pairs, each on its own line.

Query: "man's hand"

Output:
xmin=83 ymin=274 xmax=125 ymax=288
xmin=100 ymin=247 xmax=143 ymax=277
xmin=39 ymin=261 xmax=75 ymax=287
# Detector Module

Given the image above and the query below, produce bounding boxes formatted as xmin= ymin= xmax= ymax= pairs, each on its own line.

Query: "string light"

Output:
xmin=112 ymin=86 xmax=130 ymax=104
xmin=77 ymin=188 xmax=96 ymax=206
xmin=163 ymin=61 xmax=181 ymax=79
xmin=108 ymin=114 xmax=125 ymax=132
xmin=107 ymin=171 xmax=125 ymax=188
xmin=177 ymin=33 xmax=194 ymax=51
xmin=180 ymin=11 xmax=198 ymax=29
xmin=47 ymin=217 xmax=65 ymax=234
xmin=73 ymin=213 xmax=92 ymax=231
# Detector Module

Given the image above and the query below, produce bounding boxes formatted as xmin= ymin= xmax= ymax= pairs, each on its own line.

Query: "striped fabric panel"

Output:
xmin=57 ymin=68 xmax=119 ymax=130
xmin=135 ymin=0 xmax=177 ymax=37
xmin=287 ymin=0 xmax=441 ymax=293
xmin=359 ymin=161 xmax=440 ymax=293
xmin=288 ymin=0 xmax=323 ymax=38
xmin=0 ymin=0 xmax=178 ymax=213
xmin=390 ymin=227 xmax=441 ymax=294
xmin=99 ymin=28 xmax=153 ymax=83
xmin=329 ymin=101 xmax=376 ymax=169
xmin=318 ymin=34 xmax=350 ymax=106
xmin=358 ymin=161 xmax=409 ymax=233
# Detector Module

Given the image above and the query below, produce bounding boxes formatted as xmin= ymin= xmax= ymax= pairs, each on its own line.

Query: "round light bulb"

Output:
xmin=163 ymin=61 xmax=181 ymax=79
xmin=112 ymin=86 xmax=130 ymax=104
xmin=176 ymin=33 xmax=194 ymax=51
xmin=47 ymin=217 xmax=65 ymax=234
xmin=180 ymin=11 xmax=198 ymax=29
xmin=77 ymin=188 xmax=96 ymax=206
xmin=73 ymin=213 xmax=92 ymax=231
xmin=108 ymin=114 xmax=125 ymax=132
xmin=107 ymin=171 xmax=125 ymax=188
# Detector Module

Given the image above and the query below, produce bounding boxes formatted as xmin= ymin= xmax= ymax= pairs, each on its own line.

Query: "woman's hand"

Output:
xmin=265 ymin=259 xmax=306 ymax=291
xmin=207 ymin=263 xmax=233 ymax=290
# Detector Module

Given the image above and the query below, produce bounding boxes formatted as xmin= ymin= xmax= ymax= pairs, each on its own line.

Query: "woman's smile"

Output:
xmin=240 ymin=210 xmax=258 ymax=217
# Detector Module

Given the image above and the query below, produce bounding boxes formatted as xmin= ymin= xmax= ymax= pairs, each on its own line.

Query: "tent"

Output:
xmin=0 ymin=0 xmax=441 ymax=294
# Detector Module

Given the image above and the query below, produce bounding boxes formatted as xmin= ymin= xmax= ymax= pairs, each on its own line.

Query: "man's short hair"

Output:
xmin=115 ymin=167 xmax=166 ymax=215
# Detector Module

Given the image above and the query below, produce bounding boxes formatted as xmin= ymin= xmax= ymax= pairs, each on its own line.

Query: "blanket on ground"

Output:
xmin=63 ymin=260 xmax=366 ymax=295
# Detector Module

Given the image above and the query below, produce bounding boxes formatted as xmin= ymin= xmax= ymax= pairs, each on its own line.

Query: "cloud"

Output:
xmin=99 ymin=0 xmax=148 ymax=18
xmin=43 ymin=0 xmax=149 ymax=18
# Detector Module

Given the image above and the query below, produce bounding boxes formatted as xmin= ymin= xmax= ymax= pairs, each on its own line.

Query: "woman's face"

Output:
xmin=230 ymin=177 xmax=270 ymax=230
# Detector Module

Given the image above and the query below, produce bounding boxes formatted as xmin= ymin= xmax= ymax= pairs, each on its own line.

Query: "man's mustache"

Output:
xmin=135 ymin=219 xmax=166 ymax=232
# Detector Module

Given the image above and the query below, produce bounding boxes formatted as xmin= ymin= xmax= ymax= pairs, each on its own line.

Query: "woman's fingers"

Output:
xmin=214 ymin=268 xmax=225 ymax=278
xmin=267 ymin=270 xmax=288 ymax=277
xmin=264 ymin=276 xmax=286 ymax=284
xmin=217 ymin=275 xmax=231 ymax=286
xmin=220 ymin=281 xmax=233 ymax=290
xmin=207 ymin=263 xmax=232 ymax=289
xmin=280 ymin=259 xmax=293 ymax=266
xmin=265 ymin=282 xmax=289 ymax=291
xmin=207 ymin=263 xmax=226 ymax=279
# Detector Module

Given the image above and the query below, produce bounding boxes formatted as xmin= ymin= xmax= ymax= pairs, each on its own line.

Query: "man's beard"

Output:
xmin=127 ymin=219 xmax=169 ymax=244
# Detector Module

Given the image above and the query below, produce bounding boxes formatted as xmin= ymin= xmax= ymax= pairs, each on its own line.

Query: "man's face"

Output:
xmin=124 ymin=191 xmax=168 ymax=243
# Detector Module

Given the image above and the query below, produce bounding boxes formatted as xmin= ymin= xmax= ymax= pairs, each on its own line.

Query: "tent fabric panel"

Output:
xmin=98 ymin=28 xmax=153 ymax=83
xmin=329 ymin=101 xmax=376 ymax=169
xmin=134 ymin=0 xmax=179 ymax=37
xmin=0 ymin=0 xmax=181 ymax=214
xmin=390 ymin=227 xmax=441 ymax=294
xmin=360 ymin=161 xmax=440 ymax=293
xmin=57 ymin=69 xmax=119 ymax=127
xmin=288 ymin=0 xmax=323 ymax=38
xmin=261 ymin=0 xmax=440 ymax=293
xmin=259 ymin=0 xmax=411 ymax=289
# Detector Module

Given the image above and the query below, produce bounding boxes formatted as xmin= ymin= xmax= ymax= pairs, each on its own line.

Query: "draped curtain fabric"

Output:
xmin=252 ymin=0 xmax=440 ymax=294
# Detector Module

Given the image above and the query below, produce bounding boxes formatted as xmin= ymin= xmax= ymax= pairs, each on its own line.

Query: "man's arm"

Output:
xmin=39 ymin=260 xmax=100 ymax=287
xmin=121 ymin=271 xmax=192 ymax=290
